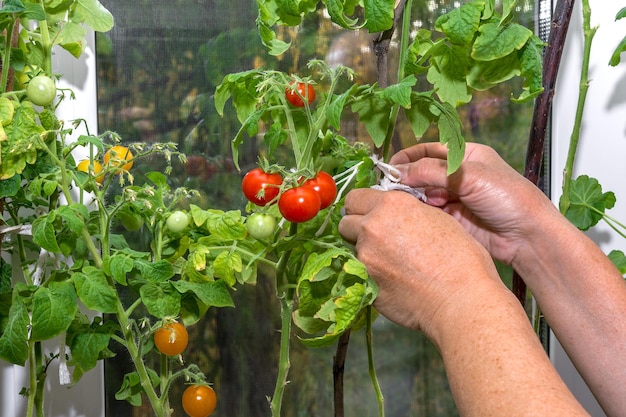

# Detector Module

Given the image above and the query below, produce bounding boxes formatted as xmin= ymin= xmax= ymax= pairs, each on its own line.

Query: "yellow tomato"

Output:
xmin=77 ymin=159 xmax=104 ymax=184
xmin=104 ymin=145 xmax=134 ymax=172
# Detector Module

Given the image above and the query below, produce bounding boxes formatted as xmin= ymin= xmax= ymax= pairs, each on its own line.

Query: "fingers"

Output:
xmin=389 ymin=142 xmax=450 ymax=165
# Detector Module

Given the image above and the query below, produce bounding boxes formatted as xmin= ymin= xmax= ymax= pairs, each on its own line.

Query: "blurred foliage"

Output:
xmin=97 ymin=0 xmax=536 ymax=416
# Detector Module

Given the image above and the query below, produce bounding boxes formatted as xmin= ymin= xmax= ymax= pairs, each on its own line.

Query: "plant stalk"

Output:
xmin=559 ymin=0 xmax=596 ymax=215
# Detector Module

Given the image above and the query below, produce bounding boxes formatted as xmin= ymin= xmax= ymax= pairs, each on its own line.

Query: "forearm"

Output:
xmin=512 ymin=211 xmax=626 ymax=417
xmin=435 ymin=281 xmax=590 ymax=417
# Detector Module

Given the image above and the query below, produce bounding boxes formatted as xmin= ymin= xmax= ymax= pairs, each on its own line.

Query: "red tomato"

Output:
xmin=278 ymin=186 xmax=321 ymax=223
xmin=242 ymin=168 xmax=283 ymax=206
xmin=182 ymin=385 xmax=217 ymax=417
xmin=285 ymin=82 xmax=316 ymax=107
xmin=154 ymin=322 xmax=189 ymax=356
xmin=303 ymin=171 xmax=337 ymax=209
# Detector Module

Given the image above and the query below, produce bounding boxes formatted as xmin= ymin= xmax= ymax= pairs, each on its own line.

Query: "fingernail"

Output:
xmin=393 ymin=164 xmax=408 ymax=181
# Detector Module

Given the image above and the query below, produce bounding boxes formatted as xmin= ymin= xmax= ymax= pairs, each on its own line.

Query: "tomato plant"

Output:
xmin=25 ymin=75 xmax=56 ymax=106
xmin=303 ymin=171 xmax=337 ymax=209
xmin=246 ymin=212 xmax=277 ymax=239
xmin=104 ymin=145 xmax=134 ymax=172
xmin=278 ymin=186 xmax=321 ymax=223
xmin=241 ymin=168 xmax=283 ymax=206
xmin=182 ymin=385 xmax=217 ymax=417
xmin=154 ymin=321 xmax=189 ymax=356
xmin=285 ymin=81 xmax=315 ymax=107
xmin=166 ymin=210 xmax=190 ymax=232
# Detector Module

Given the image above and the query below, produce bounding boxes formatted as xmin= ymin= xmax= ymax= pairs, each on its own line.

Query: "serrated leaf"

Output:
xmin=213 ymin=251 xmax=242 ymax=286
xmin=0 ymin=286 xmax=30 ymax=365
xmin=427 ymin=45 xmax=472 ymax=106
xmin=351 ymin=95 xmax=392 ymax=148
xmin=325 ymin=0 xmax=361 ymax=29
xmin=139 ymin=283 xmax=181 ymax=318
xmin=67 ymin=318 xmax=116 ymax=382
xmin=299 ymin=249 xmax=345 ymax=282
xmin=363 ymin=0 xmax=394 ymax=33
xmin=108 ymin=254 xmax=134 ymax=285
xmin=71 ymin=0 xmax=114 ymax=32
xmin=472 ymin=22 xmax=532 ymax=61
xmin=31 ymin=281 xmax=78 ymax=341
xmin=134 ymin=259 xmax=174 ymax=283
xmin=560 ymin=175 xmax=616 ymax=231
xmin=432 ymin=101 xmax=465 ymax=174
xmin=405 ymin=93 xmax=436 ymax=138
xmin=380 ymin=75 xmax=417 ymax=108
xmin=32 ymin=213 xmax=61 ymax=253
xmin=72 ymin=267 xmax=118 ymax=313
xmin=171 ymin=279 xmax=235 ymax=308
xmin=435 ymin=0 xmax=484 ymax=45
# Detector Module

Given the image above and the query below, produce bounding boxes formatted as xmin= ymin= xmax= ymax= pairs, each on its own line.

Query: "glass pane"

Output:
xmin=97 ymin=1 xmax=539 ymax=416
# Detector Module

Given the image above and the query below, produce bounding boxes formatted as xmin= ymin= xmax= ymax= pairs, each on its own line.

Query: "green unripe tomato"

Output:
xmin=246 ymin=213 xmax=276 ymax=239
xmin=26 ymin=75 xmax=56 ymax=106
xmin=166 ymin=210 xmax=190 ymax=233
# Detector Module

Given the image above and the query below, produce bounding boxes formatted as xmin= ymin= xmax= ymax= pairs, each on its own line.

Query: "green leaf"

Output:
xmin=0 ymin=285 xmax=30 ymax=365
xmin=67 ymin=316 xmax=116 ymax=382
xmin=213 ymin=251 xmax=242 ymax=286
xmin=205 ymin=210 xmax=247 ymax=240
xmin=327 ymin=85 xmax=357 ymax=129
xmin=115 ymin=369 xmax=159 ymax=407
xmin=351 ymin=95 xmax=392 ymax=148
xmin=608 ymin=250 xmax=626 ymax=275
xmin=32 ymin=213 xmax=62 ymax=253
xmin=72 ymin=266 xmax=118 ymax=313
xmin=560 ymin=175 xmax=616 ymax=231
xmin=472 ymin=22 xmax=533 ymax=61
xmin=609 ymin=36 xmax=626 ymax=67
xmin=171 ymin=279 xmax=235 ymax=308
xmin=427 ymin=45 xmax=472 ymax=105
xmin=299 ymin=249 xmax=345 ymax=282
xmin=0 ymin=97 xmax=14 ymax=126
xmin=107 ymin=254 xmax=134 ymax=285
xmin=134 ymin=259 xmax=175 ymax=283
xmin=513 ymin=35 xmax=544 ymax=103
xmin=0 ymin=175 xmax=21 ymax=198
xmin=324 ymin=0 xmax=361 ymax=29
xmin=432 ymin=101 xmax=465 ymax=174
xmin=435 ymin=0 xmax=484 ymax=45
xmin=363 ymin=0 xmax=394 ymax=33
xmin=139 ymin=283 xmax=181 ymax=318
xmin=380 ymin=75 xmax=417 ymax=108
xmin=405 ymin=93 xmax=436 ymax=138
xmin=466 ymin=52 xmax=520 ymax=91
xmin=70 ymin=0 xmax=114 ymax=32
xmin=31 ymin=281 xmax=78 ymax=341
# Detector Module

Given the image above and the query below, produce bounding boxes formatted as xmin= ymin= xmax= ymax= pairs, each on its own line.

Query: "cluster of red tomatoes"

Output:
xmin=154 ymin=321 xmax=218 ymax=417
xmin=242 ymin=168 xmax=337 ymax=224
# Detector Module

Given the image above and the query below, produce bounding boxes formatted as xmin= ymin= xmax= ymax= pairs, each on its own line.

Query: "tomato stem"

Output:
xmin=270 ymin=295 xmax=293 ymax=417
xmin=366 ymin=306 xmax=385 ymax=417
xmin=559 ymin=0 xmax=596 ymax=215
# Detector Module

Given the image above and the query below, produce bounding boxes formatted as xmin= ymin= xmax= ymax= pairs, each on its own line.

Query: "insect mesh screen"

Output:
xmin=96 ymin=1 xmax=539 ymax=416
